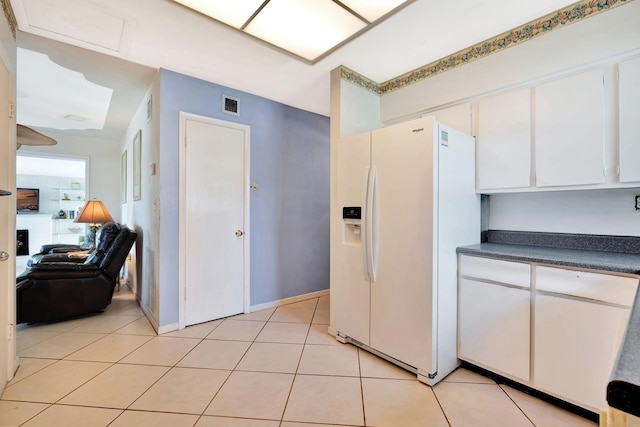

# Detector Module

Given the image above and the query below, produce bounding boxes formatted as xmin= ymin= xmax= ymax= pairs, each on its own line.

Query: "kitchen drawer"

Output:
xmin=536 ymin=266 xmax=638 ymax=307
xmin=460 ymin=255 xmax=531 ymax=288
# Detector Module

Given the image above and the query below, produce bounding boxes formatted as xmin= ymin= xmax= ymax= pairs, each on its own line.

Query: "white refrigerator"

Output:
xmin=334 ymin=116 xmax=479 ymax=385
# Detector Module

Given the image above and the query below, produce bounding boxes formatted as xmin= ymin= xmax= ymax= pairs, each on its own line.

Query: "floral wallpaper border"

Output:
xmin=340 ymin=67 xmax=380 ymax=94
xmin=341 ymin=0 xmax=633 ymax=95
xmin=1 ymin=0 xmax=16 ymax=38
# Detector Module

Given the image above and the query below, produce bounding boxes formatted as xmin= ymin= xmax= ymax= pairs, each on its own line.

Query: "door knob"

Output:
xmin=0 ymin=251 xmax=9 ymax=262
xmin=235 ymin=230 xmax=244 ymax=237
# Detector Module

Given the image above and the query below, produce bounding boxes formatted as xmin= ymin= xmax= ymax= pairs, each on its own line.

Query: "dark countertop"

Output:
xmin=457 ymin=242 xmax=640 ymax=275
xmin=608 ymin=289 xmax=640 ymax=418
xmin=457 ymin=230 xmax=640 ymax=417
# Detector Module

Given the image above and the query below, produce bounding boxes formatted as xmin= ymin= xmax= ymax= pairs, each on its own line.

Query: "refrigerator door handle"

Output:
xmin=364 ymin=166 xmax=372 ymax=280
xmin=366 ymin=166 xmax=378 ymax=282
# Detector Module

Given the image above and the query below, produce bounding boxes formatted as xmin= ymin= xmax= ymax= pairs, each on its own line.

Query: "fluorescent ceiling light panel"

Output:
xmin=246 ymin=0 xmax=366 ymax=61
xmin=173 ymin=0 xmax=265 ymax=28
xmin=339 ymin=0 xmax=408 ymax=22
xmin=17 ymin=48 xmax=113 ymax=130
xmin=171 ymin=0 xmax=414 ymax=62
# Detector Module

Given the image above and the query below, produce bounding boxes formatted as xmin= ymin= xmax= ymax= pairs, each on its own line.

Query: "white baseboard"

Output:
xmin=250 ymin=289 xmax=329 ymax=312
xmin=138 ymin=303 xmax=160 ymax=334
xmin=140 ymin=289 xmax=330 ymax=334
xmin=158 ymin=322 xmax=179 ymax=335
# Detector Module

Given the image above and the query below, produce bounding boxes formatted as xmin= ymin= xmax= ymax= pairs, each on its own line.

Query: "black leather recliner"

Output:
xmin=16 ymin=222 xmax=137 ymax=324
xmin=26 ymin=228 xmax=95 ymax=267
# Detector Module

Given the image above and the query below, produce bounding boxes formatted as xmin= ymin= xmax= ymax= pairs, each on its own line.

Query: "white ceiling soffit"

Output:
xmin=15 ymin=31 xmax=157 ymax=140
xmin=17 ymin=47 xmax=113 ymax=131
xmin=172 ymin=0 xmax=412 ymax=63
xmin=18 ymin=0 xmax=127 ymax=52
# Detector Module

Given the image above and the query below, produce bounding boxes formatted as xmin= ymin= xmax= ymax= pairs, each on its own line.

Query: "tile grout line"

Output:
xmin=497 ymin=383 xmax=537 ymax=427
xmin=430 ymin=384 xmax=453 ymax=427
xmin=278 ymin=299 xmax=315 ymax=425
xmin=192 ymin=304 xmax=279 ymax=422
xmin=357 ymin=348 xmax=367 ymax=427
xmin=141 ymin=321 xmax=232 ymax=420
xmin=11 ymin=295 xmax=331 ymax=425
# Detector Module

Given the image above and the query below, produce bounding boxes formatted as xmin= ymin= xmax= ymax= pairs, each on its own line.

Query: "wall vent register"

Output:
xmin=223 ymin=95 xmax=240 ymax=116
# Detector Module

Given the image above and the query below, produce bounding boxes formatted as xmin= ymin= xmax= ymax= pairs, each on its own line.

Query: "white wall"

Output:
xmin=489 ymin=189 xmax=640 ymax=236
xmin=119 ymin=75 xmax=159 ymax=328
xmin=19 ymin=133 xmax=121 ymax=222
xmin=339 ymin=78 xmax=382 ymax=138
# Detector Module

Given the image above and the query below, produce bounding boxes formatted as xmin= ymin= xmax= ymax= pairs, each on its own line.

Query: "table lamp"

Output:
xmin=74 ymin=199 xmax=114 ymax=251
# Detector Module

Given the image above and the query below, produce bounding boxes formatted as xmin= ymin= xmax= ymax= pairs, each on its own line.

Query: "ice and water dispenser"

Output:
xmin=342 ymin=207 xmax=362 ymax=244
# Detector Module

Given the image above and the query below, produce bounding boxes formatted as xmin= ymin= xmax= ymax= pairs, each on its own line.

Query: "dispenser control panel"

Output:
xmin=343 ymin=207 xmax=361 ymax=220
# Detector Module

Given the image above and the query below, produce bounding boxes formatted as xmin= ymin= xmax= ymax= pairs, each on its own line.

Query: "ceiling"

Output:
xmin=171 ymin=0 xmax=413 ymax=62
xmin=10 ymin=0 xmax=581 ymax=141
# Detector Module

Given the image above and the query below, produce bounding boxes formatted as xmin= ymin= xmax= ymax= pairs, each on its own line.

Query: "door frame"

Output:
xmin=0 ymin=45 xmax=17 ymax=392
xmin=178 ymin=112 xmax=250 ymax=329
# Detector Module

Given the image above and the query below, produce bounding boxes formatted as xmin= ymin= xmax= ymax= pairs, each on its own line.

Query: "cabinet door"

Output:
xmin=431 ymin=103 xmax=472 ymax=135
xmin=535 ymin=69 xmax=605 ymax=187
xmin=459 ymin=278 xmax=530 ymax=381
xmin=477 ymin=88 xmax=531 ymax=191
xmin=534 ymin=294 xmax=630 ymax=411
xmin=619 ymin=57 xmax=640 ymax=183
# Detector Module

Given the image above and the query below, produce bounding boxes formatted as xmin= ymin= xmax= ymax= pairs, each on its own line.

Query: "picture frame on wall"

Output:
xmin=133 ymin=130 xmax=142 ymax=201
xmin=121 ymin=150 xmax=127 ymax=204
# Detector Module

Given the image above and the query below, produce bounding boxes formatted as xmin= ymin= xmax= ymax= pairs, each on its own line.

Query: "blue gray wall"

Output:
xmin=158 ymin=69 xmax=329 ymax=325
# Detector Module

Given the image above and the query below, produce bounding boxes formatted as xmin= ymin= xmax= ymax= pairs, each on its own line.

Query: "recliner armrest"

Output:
xmin=18 ymin=262 xmax=101 ymax=281
xmin=38 ymin=244 xmax=83 ymax=254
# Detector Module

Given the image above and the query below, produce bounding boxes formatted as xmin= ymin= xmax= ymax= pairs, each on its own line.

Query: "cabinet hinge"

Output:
xmin=616 ymin=165 xmax=620 ymax=176
xmin=603 ymin=166 xmax=607 ymax=177
xmin=8 ymin=102 xmax=14 ymax=119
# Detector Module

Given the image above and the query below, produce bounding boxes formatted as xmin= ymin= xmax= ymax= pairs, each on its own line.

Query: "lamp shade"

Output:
xmin=74 ymin=199 xmax=114 ymax=224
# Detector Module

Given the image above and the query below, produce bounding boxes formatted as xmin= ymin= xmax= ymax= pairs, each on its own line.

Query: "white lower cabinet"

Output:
xmin=458 ymin=255 xmax=639 ymax=413
xmin=459 ymin=256 xmax=531 ymax=381
xmin=534 ymin=266 xmax=637 ymax=412
xmin=459 ymin=277 xmax=530 ymax=381
xmin=534 ymin=294 xmax=630 ymax=412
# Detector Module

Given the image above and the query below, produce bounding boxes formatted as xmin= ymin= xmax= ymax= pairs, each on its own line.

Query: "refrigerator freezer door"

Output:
xmin=369 ymin=116 xmax=437 ymax=374
xmin=335 ymin=131 xmax=372 ymax=346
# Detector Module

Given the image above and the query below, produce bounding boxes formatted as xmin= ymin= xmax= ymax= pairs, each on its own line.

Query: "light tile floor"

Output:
xmin=1 ymin=287 xmax=597 ymax=426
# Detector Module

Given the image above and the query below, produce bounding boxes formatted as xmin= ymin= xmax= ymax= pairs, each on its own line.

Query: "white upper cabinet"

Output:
xmin=477 ymin=88 xmax=531 ymax=191
xmin=431 ymin=103 xmax=472 ymax=135
xmin=534 ymin=69 xmax=606 ymax=187
xmin=619 ymin=56 xmax=640 ymax=183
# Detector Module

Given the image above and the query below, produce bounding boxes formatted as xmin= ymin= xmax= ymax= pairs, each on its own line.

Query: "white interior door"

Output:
xmin=183 ymin=116 xmax=249 ymax=326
